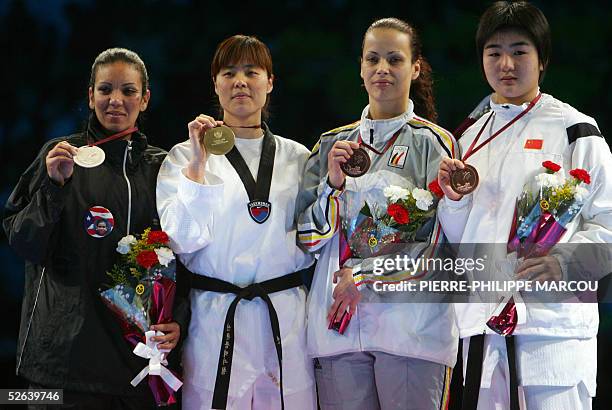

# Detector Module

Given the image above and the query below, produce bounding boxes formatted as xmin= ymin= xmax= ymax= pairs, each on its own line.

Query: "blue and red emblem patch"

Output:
xmin=247 ymin=200 xmax=271 ymax=224
xmin=84 ymin=205 xmax=114 ymax=238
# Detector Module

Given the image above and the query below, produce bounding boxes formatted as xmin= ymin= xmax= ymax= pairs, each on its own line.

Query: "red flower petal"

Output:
xmin=428 ymin=179 xmax=444 ymax=198
xmin=387 ymin=203 xmax=410 ymax=224
xmin=542 ymin=161 xmax=561 ymax=172
xmin=136 ymin=250 xmax=159 ymax=269
xmin=569 ymin=168 xmax=591 ymax=184
xmin=147 ymin=231 xmax=170 ymax=245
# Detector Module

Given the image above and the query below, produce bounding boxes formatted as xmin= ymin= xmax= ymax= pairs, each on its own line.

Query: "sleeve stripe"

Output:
xmin=298 ymin=191 xmax=340 ymax=244
xmin=408 ymin=119 xmax=455 ymax=158
xmin=567 ymin=122 xmax=603 ymax=145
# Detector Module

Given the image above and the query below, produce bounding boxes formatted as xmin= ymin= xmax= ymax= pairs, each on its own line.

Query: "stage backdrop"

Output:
xmin=1 ymin=1 xmax=610 ymax=408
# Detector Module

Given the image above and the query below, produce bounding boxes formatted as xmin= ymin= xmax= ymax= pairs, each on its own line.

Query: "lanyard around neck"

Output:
xmin=462 ymin=93 xmax=541 ymax=161
xmin=88 ymin=126 xmax=138 ymax=147
xmin=358 ymin=128 xmax=402 ymax=156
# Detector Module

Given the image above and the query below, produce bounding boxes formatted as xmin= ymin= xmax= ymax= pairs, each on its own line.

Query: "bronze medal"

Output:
xmin=450 ymin=164 xmax=479 ymax=195
xmin=203 ymin=125 xmax=235 ymax=155
xmin=340 ymin=147 xmax=370 ymax=177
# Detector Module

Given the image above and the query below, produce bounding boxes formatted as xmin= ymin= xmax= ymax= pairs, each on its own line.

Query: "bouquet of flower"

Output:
xmin=100 ymin=228 xmax=182 ymax=406
xmin=507 ymin=161 xmax=590 ymax=258
xmin=340 ymin=180 xmax=443 ymax=264
xmin=487 ymin=161 xmax=592 ymax=335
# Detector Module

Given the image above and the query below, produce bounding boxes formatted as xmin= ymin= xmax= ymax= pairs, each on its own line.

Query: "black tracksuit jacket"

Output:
xmin=3 ymin=120 xmax=189 ymax=396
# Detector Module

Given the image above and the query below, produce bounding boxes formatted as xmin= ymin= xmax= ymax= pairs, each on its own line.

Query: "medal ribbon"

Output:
xmin=358 ymin=128 xmax=402 ymax=155
xmin=224 ymin=123 xmax=261 ymax=129
xmin=462 ymin=93 xmax=541 ymax=161
xmin=225 ymin=124 xmax=276 ymax=212
xmin=88 ymin=126 xmax=138 ymax=147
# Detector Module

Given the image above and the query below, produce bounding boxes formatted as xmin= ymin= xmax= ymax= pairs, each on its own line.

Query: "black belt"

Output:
xmin=180 ymin=263 xmax=304 ymax=410
xmin=462 ymin=334 xmax=520 ymax=410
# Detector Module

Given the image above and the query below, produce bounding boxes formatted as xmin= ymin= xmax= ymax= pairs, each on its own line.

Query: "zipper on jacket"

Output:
xmin=370 ymin=128 xmax=374 ymax=145
xmin=17 ymin=267 xmax=45 ymax=375
xmin=123 ymin=141 xmax=133 ymax=234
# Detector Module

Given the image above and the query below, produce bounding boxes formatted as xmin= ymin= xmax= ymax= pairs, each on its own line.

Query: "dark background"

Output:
xmin=1 ymin=0 xmax=610 ymax=408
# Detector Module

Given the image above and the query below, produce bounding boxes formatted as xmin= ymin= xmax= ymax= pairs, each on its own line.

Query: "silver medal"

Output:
xmin=74 ymin=145 xmax=105 ymax=168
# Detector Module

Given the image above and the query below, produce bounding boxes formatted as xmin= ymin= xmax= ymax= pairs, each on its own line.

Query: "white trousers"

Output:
xmin=465 ymin=335 xmax=594 ymax=410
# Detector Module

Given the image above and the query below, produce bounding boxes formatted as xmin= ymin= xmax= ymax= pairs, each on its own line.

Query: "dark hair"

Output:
xmin=211 ymin=35 xmax=274 ymax=120
xmin=476 ymin=1 xmax=551 ymax=83
xmin=89 ymin=47 xmax=149 ymax=94
xmin=363 ymin=18 xmax=437 ymax=123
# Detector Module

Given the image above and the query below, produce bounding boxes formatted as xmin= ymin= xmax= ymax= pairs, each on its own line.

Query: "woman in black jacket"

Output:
xmin=3 ymin=48 xmax=184 ymax=409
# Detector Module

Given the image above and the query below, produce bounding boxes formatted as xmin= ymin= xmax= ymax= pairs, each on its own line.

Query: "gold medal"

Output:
xmin=203 ymin=125 xmax=235 ymax=155
xmin=540 ymin=199 xmax=550 ymax=211
xmin=135 ymin=283 xmax=145 ymax=295
xmin=450 ymin=164 xmax=479 ymax=195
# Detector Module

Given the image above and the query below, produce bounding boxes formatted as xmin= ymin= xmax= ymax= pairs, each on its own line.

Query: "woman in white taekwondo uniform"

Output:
xmin=437 ymin=2 xmax=612 ymax=410
xmin=298 ymin=18 xmax=458 ymax=410
xmin=156 ymin=35 xmax=315 ymax=410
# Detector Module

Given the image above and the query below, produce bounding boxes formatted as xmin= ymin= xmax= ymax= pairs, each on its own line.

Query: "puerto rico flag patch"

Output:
xmin=248 ymin=200 xmax=271 ymax=224
xmin=388 ymin=145 xmax=408 ymax=169
xmin=84 ymin=205 xmax=114 ymax=238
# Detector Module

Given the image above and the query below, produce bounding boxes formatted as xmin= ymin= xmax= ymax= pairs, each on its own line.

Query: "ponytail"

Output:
xmin=412 ymin=57 xmax=437 ymax=123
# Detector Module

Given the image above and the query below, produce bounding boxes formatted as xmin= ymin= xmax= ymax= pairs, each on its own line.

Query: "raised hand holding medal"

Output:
xmin=336 ymin=129 xmax=403 ymax=181
xmin=340 ymin=147 xmax=371 ymax=177
xmin=74 ymin=126 xmax=138 ymax=168
xmin=450 ymin=163 xmax=479 ymax=195
xmin=45 ymin=141 xmax=79 ymax=186
xmin=329 ymin=140 xmax=364 ymax=187
xmin=46 ymin=126 xmax=139 ymax=186
xmin=202 ymin=125 xmax=235 ymax=155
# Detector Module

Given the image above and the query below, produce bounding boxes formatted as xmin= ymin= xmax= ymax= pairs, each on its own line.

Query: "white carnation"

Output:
xmin=154 ymin=247 xmax=175 ymax=267
xmin=383 ymin=185 xmax=410 ymax=202
xmin=534 ymin=173 xmax=563 ymax=189
xmin=412 ymin=187 xmax=433 ymax=211
xmin=116 ymin=235 xmax=137 ymax=254
xmin=574 ymin=185 xmax=589 ymax=202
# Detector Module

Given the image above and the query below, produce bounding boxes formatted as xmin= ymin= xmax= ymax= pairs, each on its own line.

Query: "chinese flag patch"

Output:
xmin=524 ymin=139 xmax=543 ymax=150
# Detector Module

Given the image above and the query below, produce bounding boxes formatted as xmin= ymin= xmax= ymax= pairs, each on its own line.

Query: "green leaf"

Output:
xmin=360 ymin=202 xmax=372 ymax=217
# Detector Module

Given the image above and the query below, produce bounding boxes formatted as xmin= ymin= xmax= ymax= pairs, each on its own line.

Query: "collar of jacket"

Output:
xmin=359 ymin=100 xmax=415 ymax=146
xmin=86 ymin=114 xmax=148 ymax=171
xmin=489 ymin=88 xmax=545 ymax=120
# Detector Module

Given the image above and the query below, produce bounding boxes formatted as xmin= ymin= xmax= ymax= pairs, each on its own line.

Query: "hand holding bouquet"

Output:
xmin=100 ymin=228 xmax=182 ymax=406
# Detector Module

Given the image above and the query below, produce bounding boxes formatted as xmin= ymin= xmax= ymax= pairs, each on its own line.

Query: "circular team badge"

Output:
xmin=74 ymin=145 xmax=105 ymax=168
xmin=203 ymin=125 xmax=236 ymax=155
xmin=84 ymin=206 xmax=114 ymax=238
xmin=450 ymin=164 xmax=479 ymax=195
xmin=340 ymin=147 xmax=371 ymax=177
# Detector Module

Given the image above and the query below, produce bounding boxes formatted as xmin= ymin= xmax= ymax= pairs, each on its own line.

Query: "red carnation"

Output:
xmin=569 ymin=168 xmax=591 ymax=184
xmin=428 ymin=179 xmax=444 ymax=198
xmin=542 ymin=161 xmax=561 ymax=173
xmin=387 ymin=203 xmax=410 ymax=224
xmin=147 ymin=230 xmax=169 ymax=245
xmin=136 ymin=250 xmax=159 ymax=269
